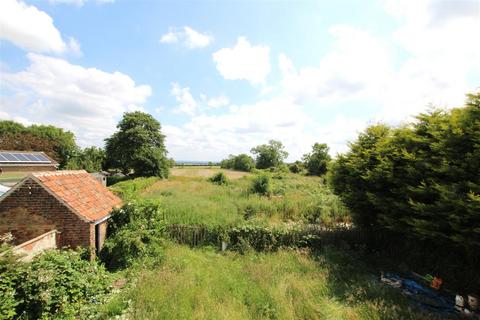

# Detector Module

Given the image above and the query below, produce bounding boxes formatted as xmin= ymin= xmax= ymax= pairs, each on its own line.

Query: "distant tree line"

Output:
xmin=220 ymin=139 xmax=331 ymax=176
xmin=0 ymin=111 xmax=171 ymax=177
xmin=329 ymin=90 xmax=480 ymax=253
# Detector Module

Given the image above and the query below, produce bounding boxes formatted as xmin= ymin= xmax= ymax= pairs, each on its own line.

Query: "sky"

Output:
xmin=0 ymin=0 xmax=479 ymax=162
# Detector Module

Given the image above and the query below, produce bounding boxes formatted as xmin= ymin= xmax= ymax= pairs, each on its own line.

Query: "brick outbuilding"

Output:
xmin=0 ymin=170 xmax=122 ymax=254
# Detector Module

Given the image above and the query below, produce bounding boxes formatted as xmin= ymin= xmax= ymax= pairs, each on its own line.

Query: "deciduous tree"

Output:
xmin=302 ymin=143 xmax=331 ymax=176
xmin=250 ymin=140 xmax=288 ymax=169
xmin=105 ymin=112 xmax=169 ymax=178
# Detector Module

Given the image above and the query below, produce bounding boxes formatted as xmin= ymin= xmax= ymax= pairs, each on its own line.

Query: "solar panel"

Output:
xmin=0 ymin=152 xmax=52 ymax=163
xmin=2 ymin=153 xmax=17 ymax=161
xmin=31 ymin=154 xmax=44 ymax=161
xmin=35 ymin=154 xmax=50 ymax=162
xmin=24 ymin=154 xmax=38 ymax=161
xmin=12 ymin=153 xmax=29 ymax=161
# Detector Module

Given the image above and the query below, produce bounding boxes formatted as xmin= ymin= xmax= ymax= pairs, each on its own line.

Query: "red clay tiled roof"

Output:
xmin=31 ymin=170 xmax=122 ymax=222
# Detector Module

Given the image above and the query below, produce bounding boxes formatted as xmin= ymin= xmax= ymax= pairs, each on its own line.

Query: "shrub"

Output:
xmin=209 ymin=172 xmax=228 ymax=185
xmin=100 ymin=226 xmax=165 ymax=270
xmin=302 ymin=143 xmax=331 ymax=176
xmin=329 ymin=90 xmax=480 ymax=253
xmin=0 ymin=235 xmax=23 ymax=320
xmin=2 ymin=249 xmax=111 ymax=319
xmin=220 ymin=154 xmax=255 ymax=172
xmin=288 ymin=161 xmax=303 ymax=174
xmin=233 ymin=154 xmax=255 ymax=172
xmin=101 ymin=201 xmax=166 ymax=270
xmin=250 ymin=174 xmax=272 ymax=196
xmin=219 ymin=155 xmax=235 ymax=169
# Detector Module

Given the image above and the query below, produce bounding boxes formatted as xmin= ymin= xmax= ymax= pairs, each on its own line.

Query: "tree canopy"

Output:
xmin=302 ymin=143 xmax=331 ymax=176
xmin=66 ymin=146 xmax=106 ymax=173
xmin=220 ymin=153 xmax=255 ymax=172
xmin=105 ymin=112 xmax=170 ymax=177
xmin=329 ymin=90 xmax=480 ymax=251
xmin=0 ymin=121 xmax=78 ymax=168
xmin=250 ymin=140 xmax=288 ymax=169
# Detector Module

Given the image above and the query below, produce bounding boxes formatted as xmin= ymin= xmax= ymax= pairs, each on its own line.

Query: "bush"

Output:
xmin=23 ymin=250 xmax=110 ymax=319
xmin=100 ymin=201 xmax=166 ymax=270
xmin=288 ymin=161 xmax=303 ymax=174
xmin=220 ymin=154 xmax=255 ymax=172
xmin=0 ymin=249 xmax=110 ymax=319
xmin=100 ymin=226 xmax=165 ymax=270
xmin=302 ymin=143 xmax=331 ymax=176
xmin=250 ymin=174 xmax=272 ymax=196
xmin=329 ymin=90 xmax=480 ymax=253
xmin=233 ymin=154 xmax=255 ymax=172
xmin=301 ymin=191 xmax=350 ymax=225
xmin=0 ymin=236 xmax=23 ymax=320
xmin=208 ymin=172 xmax=228 ymax=185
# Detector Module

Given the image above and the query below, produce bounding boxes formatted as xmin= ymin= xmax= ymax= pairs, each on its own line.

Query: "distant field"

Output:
xmin=171 ymin=166 xmax=250 ymax=179
xmin=0 ymin=172 xmax=27 ymax=186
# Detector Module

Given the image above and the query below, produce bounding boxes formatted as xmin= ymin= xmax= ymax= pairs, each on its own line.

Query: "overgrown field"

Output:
xmin=102 ymin=244 xmax=441 ymax=320
xmin=128 ymin=167 xmax=349 ymax=226
xmin=98 ymin=168 xmax=462 ymax=320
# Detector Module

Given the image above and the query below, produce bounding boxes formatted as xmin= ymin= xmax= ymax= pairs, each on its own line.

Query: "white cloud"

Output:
xmin=160 ymin=26 xmax=213 ymax=49
xmin=164 ymin=95 xmax=313 ymax=161
xmin=163 ymin=92 xmax=366 ymax=161
xmin=278 ymin=53 xmax=295 ymax=76
xmin=67 ymin=37 xmax=82 ymax=56
xmin=280 ymin=26 xmax=393 ymax=103
xmin=175 ymin=0 xmax=479 ymax=161
xmin=213 ymin=37 xmax=271 ymax=85
xmin=160 ymin=32 xmax=178 ymax=44
xmin=386 ymin=0 xmax=480 ymax=66
xmin=376 ymin=0 xmax=480 ymax=120
xmin=0 ymin=53 xmax=151 ymax=147
xmin=171 ymin=83 xmax=197 ymax=115
xmin=278 ymin=1 xmax=479 ymax=122
xmin=206 ymin=95 xmax=229 ymax=108
xmin=0 ymin=0 xmax=67 ymax=53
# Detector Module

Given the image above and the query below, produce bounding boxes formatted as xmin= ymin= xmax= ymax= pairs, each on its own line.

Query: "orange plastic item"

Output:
xmin=430 ymin=277 xmax=443 ymax=290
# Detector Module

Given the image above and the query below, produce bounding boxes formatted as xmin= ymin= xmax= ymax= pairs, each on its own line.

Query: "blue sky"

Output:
xmin=1 ymin=0 xmax=479 ymax=161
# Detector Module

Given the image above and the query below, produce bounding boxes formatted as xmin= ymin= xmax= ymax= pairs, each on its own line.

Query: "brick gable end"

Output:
xmin=0 ymin=178 xmax=92 ymax=249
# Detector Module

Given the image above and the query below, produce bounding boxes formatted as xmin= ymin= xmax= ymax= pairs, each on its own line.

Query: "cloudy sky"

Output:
xmin=0 ymin=0 xmax=479 ymax=161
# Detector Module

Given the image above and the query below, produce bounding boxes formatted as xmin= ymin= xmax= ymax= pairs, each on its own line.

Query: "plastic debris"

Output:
xmin=380 ymin=272 xmax=456 ymax=316
xmin=430 ymin=277 xmax=443 ymax=290
xmin=380 ymin=272 xmax=480 ymax=318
